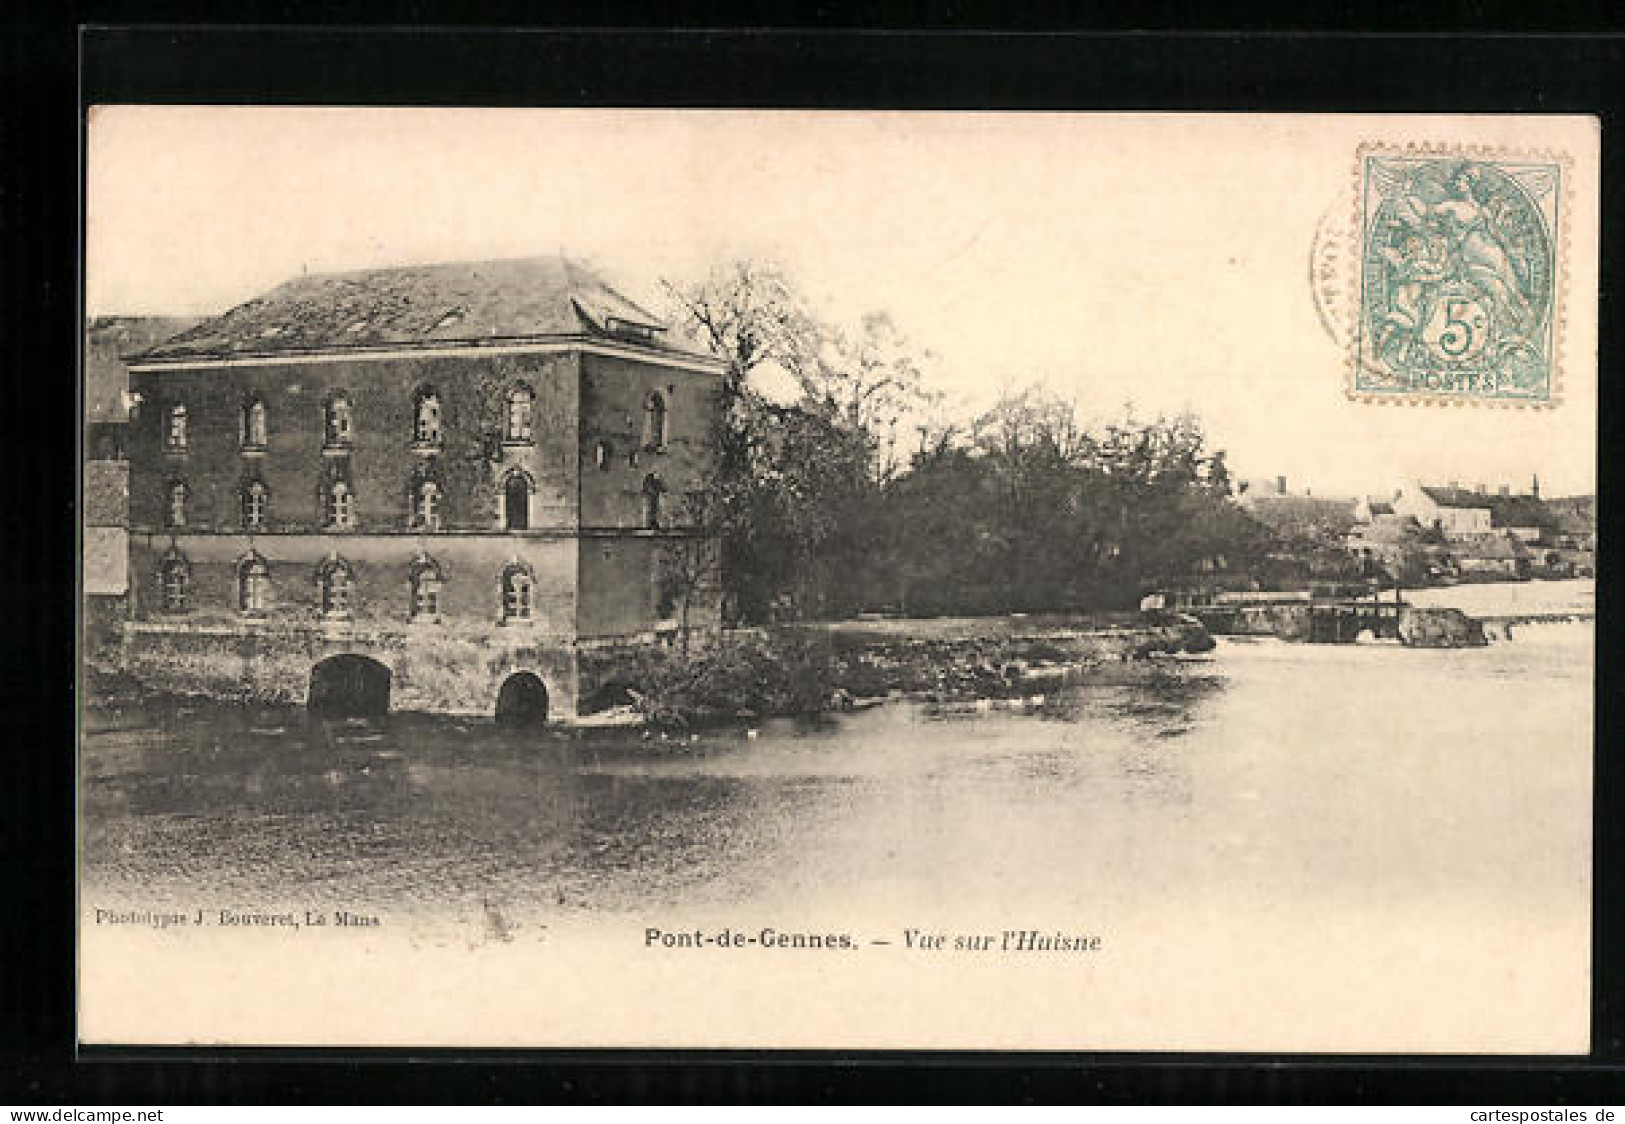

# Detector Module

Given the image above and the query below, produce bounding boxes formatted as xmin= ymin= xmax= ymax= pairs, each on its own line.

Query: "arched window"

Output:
xmin=410 ymin=557 xmax=443 ymax=621
xmin=241 ymin=480 xmax=268 ymax=530
xmin=241 ymin=396 xmax=268 ymax=449
xmin=413 ymin=387 xmax=442 ymax=445
xmin=165 ymin=404 xmax=188 ymax=452
xmin=167 ymin=481 xmax=189 ymax=528
xmin=505 ymin=384 xmax=535 ymax=443
xmin=641 ymin=473 xmax=664 ymax=529
xmin=501 ymin=564 xmax=534 ymax=623
xmin=644 ymin=391 xmax=668 ymax=450
xmin=317 ymin=558 xmax=354 ymax=618
xmin=324 ymin=393 xmax=354 ymax=448
xmin=237 ymin=554 xmax=270 ymax=614
xmin=594 ymin=440 xmax=613 ymax=471
xmin=158 ymin=553 xmax=189 ymax=612
xmin=413 ymin=479 xmax=442 ymax=531
xmin=324 ymin=479 xmax=355 ymax=529
xmin=503 ymin=471 xmax=531 ymax=532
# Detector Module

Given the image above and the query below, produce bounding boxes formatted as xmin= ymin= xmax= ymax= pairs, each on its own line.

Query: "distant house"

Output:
xmin=1540 ymin=495 xmax=1597 ymax=576
xmin=1452 ymin=532 xmax=1532 ymax=579
xmin=1392 ymin=482 xmax=1557 ymax=544
xmin=1351 ymin=496 xmax=1399 ymax=524
xmin=83 ymin=316 xmax=201 ymax=607
xmin=1235 ymin=477 xmax=1359 ymax=543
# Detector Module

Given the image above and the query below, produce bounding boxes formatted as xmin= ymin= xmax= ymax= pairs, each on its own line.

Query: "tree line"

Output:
xmin=661 ymin=260 xmax=1278 ymax=624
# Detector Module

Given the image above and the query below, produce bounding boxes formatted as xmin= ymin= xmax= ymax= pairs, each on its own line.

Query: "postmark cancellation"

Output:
xmin=1349 ymin=144 xmax=1568 ymax=408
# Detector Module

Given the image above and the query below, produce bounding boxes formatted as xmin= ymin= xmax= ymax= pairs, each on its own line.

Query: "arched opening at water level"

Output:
xmin=495 ymin=672 xmax=549 ymax=726
xmin=308 ymin=655 xmax=392 ymax=718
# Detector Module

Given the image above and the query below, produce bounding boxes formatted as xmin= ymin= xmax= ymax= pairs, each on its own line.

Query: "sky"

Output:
xmin=86 ymin=107 xmax=1599 ymax=498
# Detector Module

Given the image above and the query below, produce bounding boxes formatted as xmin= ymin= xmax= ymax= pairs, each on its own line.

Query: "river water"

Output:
xmin=79 ymin=579 xmax=1594 ymax=1049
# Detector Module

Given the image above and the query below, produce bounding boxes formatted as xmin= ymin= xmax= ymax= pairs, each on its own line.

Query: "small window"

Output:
xmin=325 ymin=480 xmax=355 ymax=529
xmin=318 ymin=559 xmax=353 ymax=618
xmin=159 ymin=555 xmax=189 ymax=612
xmin=167 ymin=481 xmax=189 ymax=528
xmin=594 ymin=440 xmax=613 ymax=471
xmin=413 ymin=479 xmax=442 ymax=531
xmin=644 ymin=392 xmax=668 ymax=450
xmin=502 ymin=565 xmax=534 ymax=623
xmin=641 ymin=473 xmax=664 ymax=529
xmin=324 ymin=394 xmax=354 ymax=448
xmin=238 ymin=555 xmax=270 ymax=614
xmin=413 ymin=388 xmax=442 ymax=445
xmin=242 ymin=480 xmax=268 ymax=530
xmin=241 ymin=397 xmax=268 ymax=449
xmin=411 ymin=558 xmax=443 ymax=621
xmin=505 ymin=385 xmax=535 ymax=443
xmin=165 ymin=404 xmax=188 ymax=452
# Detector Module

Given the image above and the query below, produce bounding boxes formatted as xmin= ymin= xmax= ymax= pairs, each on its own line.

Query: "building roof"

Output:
xmin=133 ymin=255 xmax=703 ymax=364
xmin=1419 ymin=486 xmax=1556 ymax=530
xmin=1238 ymin=493 xmax=1360 ymax=533
xmin=85 ymin=315 xmax=202 ymax=421
xmin=1365 ymin=500 xmax=1395 ymax=516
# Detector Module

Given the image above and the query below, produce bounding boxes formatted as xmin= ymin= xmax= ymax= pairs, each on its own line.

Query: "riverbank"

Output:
xmin=85 ymin=612 xmax=1218 ymax=732
xmin=619 ymin=614 xmax=1216 ymax=730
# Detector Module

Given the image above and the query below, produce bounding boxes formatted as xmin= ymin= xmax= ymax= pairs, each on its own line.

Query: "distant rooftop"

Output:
xmin=132 ymin=254 xmax=708 ymax=364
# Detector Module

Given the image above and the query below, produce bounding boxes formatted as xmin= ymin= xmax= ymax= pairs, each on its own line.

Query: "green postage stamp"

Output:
xmin=1352 ymin=144 xmax=1566 ymax=406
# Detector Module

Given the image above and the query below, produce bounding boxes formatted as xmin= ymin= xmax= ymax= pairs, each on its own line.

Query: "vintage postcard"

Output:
xmin=79 ymin=109 xmax=1598 ymax=1052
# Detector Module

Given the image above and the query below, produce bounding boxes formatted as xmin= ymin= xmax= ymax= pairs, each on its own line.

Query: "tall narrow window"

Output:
xmin=238 ymin=555 xmax=270 ymax=614
xmin=644 ymin=392 xmax=668 ymax=450
xmin=241 ymin=480 xmax=268 ymax=530
xmin=318 ymin=559 xmax=353 ymax=618
xmin=502 ymin=565 xmax=534 ymax=623
xmin=165 ymin=404 xmax=188 ymax=452
xmin=413 ymin=479 xmax=442 ymax=531
xmin=594 ymin=440 xmax=613 ymax=471
xmin=241 ymin=397 xmax=268 ymax=449
xmin=324 ymin=393 xmax=354 ymax=448
xmin=159 ymin=555 xmax=189 ymax=611
xmin=641 ymin=473 xmax=664 ymax=529
xmin=503 ymin=472 xmax=531 ymax=532
xmin=413 ymin=388 xmax=442 ymax=445
xmin=325 ymin=480 xmax=355 ymax=529
xmin=167 ymin=481 xmax=189 ymax=528
xmin=410 ymin=558 xmax=443 ymax=621
xmin=505 ymin=384 xmax=535 ymax=442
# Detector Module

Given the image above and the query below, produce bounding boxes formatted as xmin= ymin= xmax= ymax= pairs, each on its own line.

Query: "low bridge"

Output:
xmin=1304 ymin=600 xmax=1405 ymax=644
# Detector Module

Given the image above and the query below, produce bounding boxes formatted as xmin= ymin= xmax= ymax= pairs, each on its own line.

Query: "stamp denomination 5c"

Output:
xmin=1351 ymin=145 xmax=1566 ymax=407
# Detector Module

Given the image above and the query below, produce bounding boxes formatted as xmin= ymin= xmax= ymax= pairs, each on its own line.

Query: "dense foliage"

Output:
xmin=664 ymin=261 xmax=1280 ymax=623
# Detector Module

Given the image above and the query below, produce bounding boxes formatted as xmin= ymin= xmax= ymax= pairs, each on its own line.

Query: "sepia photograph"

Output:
xmin=78 ymin=108 xmax=1597 ymax=1051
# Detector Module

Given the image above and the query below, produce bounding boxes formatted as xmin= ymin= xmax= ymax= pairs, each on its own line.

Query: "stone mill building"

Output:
xmin=119 ymin=255 xmax=725 ymax=722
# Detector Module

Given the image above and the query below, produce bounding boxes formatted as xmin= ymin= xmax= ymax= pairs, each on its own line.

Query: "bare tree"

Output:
xmin=661 ymin=259 xmax=818 ymax=407
xmin=659 ymin=489 xmax=726 ymax=656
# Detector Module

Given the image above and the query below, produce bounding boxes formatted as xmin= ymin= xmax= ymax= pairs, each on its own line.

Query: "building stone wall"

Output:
xmin=127 ymin=350 xmax=582 ymax=535
xmin=577 ymin=352 xmax=718 ymax=530
xmin=120 ymin=339 xmax=722 ymax=720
